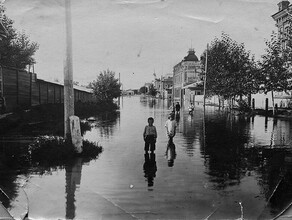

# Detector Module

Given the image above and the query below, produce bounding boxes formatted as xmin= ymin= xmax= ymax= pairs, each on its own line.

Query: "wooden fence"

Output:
xmin=0 ymin=66 xmax=93 ymax=112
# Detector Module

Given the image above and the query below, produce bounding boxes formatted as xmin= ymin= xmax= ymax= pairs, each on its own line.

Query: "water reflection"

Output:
xmin=65 ymin=158 xmax=83 ymax=219
xmin=0 ymin=141 xmax=30 ymax=209
xmin=93 ymin=111 xmax=120 ymax=138
xmin=175 ymin=113 xmax=180 ymax=123
xmin=198 ymin=110 xmax=292 ymax=218
xmin=204 ymin=114 xmax=250 ymax=189
xmin=254 ymin=148 xmax=292 ymax=219
xmin=4 ymin=97 xmax=292 ymax=219
xmin=165 ymin=140 xmax=176 ymax=167
xmin=143 ymin=153 xmax=157 ymax=187
xmin=178 ymin=109 xmax=203 ymax=157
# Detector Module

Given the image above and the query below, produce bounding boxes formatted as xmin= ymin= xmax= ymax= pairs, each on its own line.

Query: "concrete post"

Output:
xmin=64 ymin=0 xmax=74 ymax=138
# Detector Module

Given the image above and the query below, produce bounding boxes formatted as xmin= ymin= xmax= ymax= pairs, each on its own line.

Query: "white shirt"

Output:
xmin=165 ymin=119 xmax=177 ymax=136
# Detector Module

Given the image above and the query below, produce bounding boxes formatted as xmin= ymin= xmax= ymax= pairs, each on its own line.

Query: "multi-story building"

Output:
xmin=272 ymin=1 xmax=292 ymax=49
xmin=173 ymin=48 xmax=203 ymax=104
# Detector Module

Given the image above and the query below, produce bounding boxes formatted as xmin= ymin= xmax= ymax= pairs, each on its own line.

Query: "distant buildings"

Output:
xmin=161 ymin=75 xmax=173 ymax=99
xmin=153 ymin=75 xmax=173 ymax=99
xmin=122 ymin=89 xmax=138 ymax=96
xmin=173 ymin=48 xmax=203 ymax=104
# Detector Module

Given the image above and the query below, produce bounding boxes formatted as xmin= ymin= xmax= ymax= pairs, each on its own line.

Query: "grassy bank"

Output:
xmin=29 ymin=136 xmax=102 ymax=166
xmin=0 ymin=136 xmax=102 ymax=169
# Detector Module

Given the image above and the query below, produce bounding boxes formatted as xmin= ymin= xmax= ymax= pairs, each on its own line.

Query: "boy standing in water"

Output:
xmin=165 ymin=113 xmax=177 ymax=142
xmin=143 ymin=117 xmax=157 ymax=153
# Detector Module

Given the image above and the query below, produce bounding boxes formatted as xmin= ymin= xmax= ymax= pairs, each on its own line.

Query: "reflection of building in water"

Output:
xmin=166 ymin=141 xmax=176 ymax=167
xmin=143 ymin=153 xmax=157 ymax=187
xmin=249 ymin=117 xmax=292 ymax=146
xmin=65 ymin=158 xmax=83 ymax=220
xmin=177 ymin=109 xmax=203 ymax=157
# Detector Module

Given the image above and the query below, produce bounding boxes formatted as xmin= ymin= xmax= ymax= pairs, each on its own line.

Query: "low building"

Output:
xmin=173 ymin=48 xmax=203 ymax=105
xmin=123 ymin=89 xmax=135 ymax=96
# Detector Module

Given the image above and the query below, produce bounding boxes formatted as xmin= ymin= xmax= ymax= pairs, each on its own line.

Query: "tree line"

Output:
xmin=0 ymin=5 xmax=39 ymax=69
xmin=200 ymin=31 xmax=292 ymax=114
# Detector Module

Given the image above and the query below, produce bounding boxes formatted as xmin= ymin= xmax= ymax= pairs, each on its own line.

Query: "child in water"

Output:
xmin=143 ymin=117 xmax=157 ymax=153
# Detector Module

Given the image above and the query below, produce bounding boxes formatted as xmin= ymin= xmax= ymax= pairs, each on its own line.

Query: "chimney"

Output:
xmin=278 ymin=1 xmax=290 ymax=11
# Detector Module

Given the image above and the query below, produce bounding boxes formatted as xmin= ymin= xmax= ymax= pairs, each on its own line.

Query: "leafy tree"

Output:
xmin=0 ymin=5 xmax=39 ymax=69
xmin=139 ymin=86 xmax=147 ymax=94
xmin=89 ymin=69 xmax=121 ymax=103
xmin=201 ymin=33 xmax=258 ymax=107
xmin=259 ymin=32 xmax=290 ymax=115
xmin=148 ymin=84 xmax=157 ymax=97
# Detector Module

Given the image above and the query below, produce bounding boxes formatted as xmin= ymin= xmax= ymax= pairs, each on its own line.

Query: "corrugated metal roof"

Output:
xmin=38 ymin=79 xmax=93 ymax=93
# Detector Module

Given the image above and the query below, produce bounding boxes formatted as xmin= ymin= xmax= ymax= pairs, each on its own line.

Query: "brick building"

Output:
xmin=173 ymin=48 xmax=203 ymax=104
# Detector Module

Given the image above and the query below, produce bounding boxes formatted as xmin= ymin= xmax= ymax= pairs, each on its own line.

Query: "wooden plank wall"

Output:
xmin=2 ymin=67 xmax=93 ymax=111
xmin=2 ymin=68 xmax=17 ymax=111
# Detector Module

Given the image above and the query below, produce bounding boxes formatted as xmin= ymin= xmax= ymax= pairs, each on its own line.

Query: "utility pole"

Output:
xmin=64 ymin=0 xmax=74 ymax=138
xmin=203 ymin=44 xmax=208 ymax=108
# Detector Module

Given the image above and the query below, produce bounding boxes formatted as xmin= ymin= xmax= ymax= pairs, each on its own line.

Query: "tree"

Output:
xmin=259 ymin=32 xmax=290 ymax=115
xmin=148 ymin=84 xmax=157 ymax=97
xmin=139 ymin=86 xmax=147 ymax=94
xmin=89 ymin=69 xmax=121 ymax=103
xmin=0 ymin=5 xmax=39 ymax=69
xmin=201 ymin=33 xmax=258 ymax=106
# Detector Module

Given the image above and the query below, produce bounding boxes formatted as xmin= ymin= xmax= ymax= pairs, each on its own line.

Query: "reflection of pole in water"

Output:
xmin=203 ymin=105 xmax=206 ymax=161
xmin=264 ymin=116 xmax=268 ymax=132
xmin=203 ymin=44 xmax=208 ymax=108
xmin=270 ymin=118 xmax=277 ymax=147
xmin=65 ymin=158 xmax=82 ymax=219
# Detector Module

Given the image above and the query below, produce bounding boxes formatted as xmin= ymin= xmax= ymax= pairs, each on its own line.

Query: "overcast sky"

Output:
xmin=4 ymin=0 xmax=279 ymax=89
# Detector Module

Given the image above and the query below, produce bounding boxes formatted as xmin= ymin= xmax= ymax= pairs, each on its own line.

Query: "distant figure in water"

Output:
xmin=165 ymin=113 xmax=177 ymax=143
xmin=143 ymin=117 xmax=157 ymax=153
xmin=165 ymin=139 xmax=176 ymax=167
xmin=175 ymin=102 xmax=181 ymax=115
xmin=169 ymin=102 xmax=175 ymax=114
xmin=143 ymin=152 xmax=157 ymax=186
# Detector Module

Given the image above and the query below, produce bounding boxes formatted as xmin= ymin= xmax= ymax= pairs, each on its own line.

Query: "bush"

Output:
xmin=237 ymin=100 xmax=251 ymax=112
xmin=28 ymin=135 xmax=102 ymax=166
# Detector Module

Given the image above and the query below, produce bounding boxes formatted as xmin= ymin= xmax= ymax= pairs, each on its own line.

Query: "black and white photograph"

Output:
xmin=1 ymin=0 xmax=292 ymax=219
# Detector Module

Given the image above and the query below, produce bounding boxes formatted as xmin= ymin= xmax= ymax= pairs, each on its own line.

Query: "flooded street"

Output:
xmin=2 ymin=96 xmax=292 ymax=219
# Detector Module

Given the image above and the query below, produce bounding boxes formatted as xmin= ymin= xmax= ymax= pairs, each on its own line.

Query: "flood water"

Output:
xmin=2 ymin=96 xmax=292 ymax=219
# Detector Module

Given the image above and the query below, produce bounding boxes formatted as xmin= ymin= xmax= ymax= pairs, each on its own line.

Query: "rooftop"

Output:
xmin=183 ymin=48 xmax=199 ymax=62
